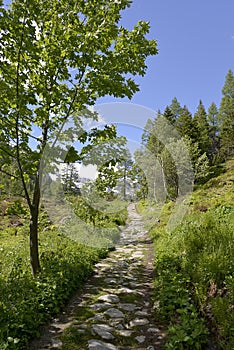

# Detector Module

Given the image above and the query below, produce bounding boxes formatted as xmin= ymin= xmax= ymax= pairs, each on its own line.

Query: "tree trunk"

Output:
xmin=123 ymin=163 xmax=127 ymax=199
xmin=29 ymin=206 xmax=40 ymax=276
xmin=29 ymin=175 xmax=41 ymax=276
xmin=161 ymin=157 xmax=168 ymax=198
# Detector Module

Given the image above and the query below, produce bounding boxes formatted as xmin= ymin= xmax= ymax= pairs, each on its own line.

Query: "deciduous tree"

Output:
xmin=0 ymin=0 xmax=157 ymax=275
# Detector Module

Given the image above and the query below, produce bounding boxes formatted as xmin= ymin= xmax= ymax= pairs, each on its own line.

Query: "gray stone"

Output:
xmin=92 ymin=324 xmax=115 ymax=340
xmin=118 ymin=303 xmax=137 ymax=312
xmin=104 ymin=308 xmax=124 ymax=318
xmin=153 ymin=300 xmax=160 ymax=309
xmin=104 ymin=278 xmax=118 ymax=284
xmin=90 ymin=303 xmax=112 ymax=311
xmin=88 ymin=339 xmax=118 ymax=350
xmin=116 ymin=287 xmax=135 ymax=294
xmin=116 ymin=323 xmax=124 ymax=330
xmin=135 ymin=335 xmax=146 ymax=343
xmin=92 ymin=314 xmax=106 ymax=322
xmin=135 ymin=309 xmax=149 ymax=316
xmin=98 ymin=294 xmax=120 ymax=304
xmin=51 ymin=338 xmax=63 ymax=348
xmin=147 ymin=327 xmax=160 ymax=333
xmin=118 ymin=330 xmax=133 ymax=337
xmin=130 ymin=318 xmax=149 ymax=327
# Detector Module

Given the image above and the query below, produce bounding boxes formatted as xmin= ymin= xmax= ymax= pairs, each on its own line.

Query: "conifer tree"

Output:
xmin=218 ymin=69 xmax=234 ymax=157
xmin=169 ymin=97 xmax=183 ymax=120
xmin=163 ymin=106 xmax=176 ymax=125
xmin=193 ymin=100 xmax=210 ymax=156
xmin=207 ymin=102 xmax=220 ymax=162
xmin=175 ymin=106 xmax=197 ymax=141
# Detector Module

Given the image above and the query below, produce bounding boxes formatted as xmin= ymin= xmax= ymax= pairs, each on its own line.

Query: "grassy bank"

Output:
xmin=138 ymin=159 xmax=234 ymax=349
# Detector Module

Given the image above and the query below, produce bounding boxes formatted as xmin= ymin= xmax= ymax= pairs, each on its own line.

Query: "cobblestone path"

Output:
xmin=29 ymin=203 xmax=166 ymax=350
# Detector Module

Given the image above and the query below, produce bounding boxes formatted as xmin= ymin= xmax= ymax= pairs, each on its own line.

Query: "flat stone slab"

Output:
xmin=88 ymin=339 xmax=118 ymax=350
xmin=147 ymin=327 xmax=160 ymax=333
xmin=90 ymin=303 xmax=112 ymax=311
xmin=130 ymin=318 xmax=149 ymax=327
xmin=135 ymin=335 xmax=146 ymax=343
xmin=92 ymin=324 xmax=115 ymax=340
xmin=104 ymin=278 xmax=118 ymax=284
xmin=98 ymin=294 xmax=120 ymax=304
xmin=116 ymin=287 xmax=136 ymax=294
xmin=118 ymin=303 xmax=137 ymax=312
xmin=118 ymin=330 xmax=133 ymax=337
xmin=104 ymin=308 xmax=124 ymax=318
xmin=135 ymin=309 xmax=149 ymax=316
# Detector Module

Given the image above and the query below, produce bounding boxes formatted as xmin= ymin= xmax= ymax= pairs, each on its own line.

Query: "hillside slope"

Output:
xmin=139 ymin=159 xmax=234 ymax=349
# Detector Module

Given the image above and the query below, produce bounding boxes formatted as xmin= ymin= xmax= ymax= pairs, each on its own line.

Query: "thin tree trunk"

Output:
xmin=161 ymin=157 xmax=168 ymax=197
xmin=29 ymin=175 xmax=41 ymax=276
xmin=123 ymin=162 xmax=126 ymax=199
xmin=29 ymin=205 xmax=40 ymax=276
xmin=160 ymin=156 xmax=173 ymax=200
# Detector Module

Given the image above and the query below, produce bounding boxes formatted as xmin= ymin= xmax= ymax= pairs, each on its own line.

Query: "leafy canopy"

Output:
xmin=0 ymin=0 xmax=157 ymax=195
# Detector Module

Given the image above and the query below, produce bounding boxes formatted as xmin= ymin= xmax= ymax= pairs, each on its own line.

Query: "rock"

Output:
xmin=90 ymin=303 xmax=112 ymax=311
xmin=153 ymin=300 xmax=160 ymax=309
xmin=98 ymin=294 xmax=120 ymax=304
xmin=104 ymin=278 xmax=118 ymax=284
xmin=116 ymin=323 xmax=124 ymax=330
xmin=92 ymin=314 xmax=106 ymax=322
xmin=135 ymin=309 xmax=149 ymax=316
xmin=92 ymin=324 xmax=115 ymax=340
xmin=88 ymin=339 xmax=118 ymax=350
xmin=118 ymin=303 xmax=136 ymax=312
xmin=118 ymin=330 xmax=133 ymax=337
xmin=135 ymin=335 xmax=146 ymax=343
xmin=116 ymin=287 xmax=135 ymax=294
xmin=104 ymin=308 xmax=124 ymax=318
xmin=130 ymin=318 xmax=149 ymax=327
xmin=147 ymin=327 xmax=160 ymax=333
xmin=51 ymin=337 xmax=63 ymax=348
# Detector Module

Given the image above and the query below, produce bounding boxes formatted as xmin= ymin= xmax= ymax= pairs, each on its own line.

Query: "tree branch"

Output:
xmin=0 ymin=168 xmax=19 ymax=180
xmin=0 ymin=146 xmax=17 ymax=159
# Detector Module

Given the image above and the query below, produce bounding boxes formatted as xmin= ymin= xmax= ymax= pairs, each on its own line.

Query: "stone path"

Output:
xmin=29 ymin=203 xmax=167 ymax=349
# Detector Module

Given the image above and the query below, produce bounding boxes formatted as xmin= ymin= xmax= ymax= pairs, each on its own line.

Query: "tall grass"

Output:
xmin=139 ymin=160 xmax=234 ymax=349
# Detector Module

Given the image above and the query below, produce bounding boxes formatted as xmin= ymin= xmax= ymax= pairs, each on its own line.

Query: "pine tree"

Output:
xmin=193 ymin=100 xmax=210 ymax=156
xmin=218 ymin=69 xmax=234 ymax=158
xmin=163 ymin=106 xmax=176 ymax=125
xmin=175 ymin=106 xmax=197 ymax=141
xmin=207 ymin=102 xmax=220 ymax=162
xmin=169 ymin=97 xmax=183 ymax=120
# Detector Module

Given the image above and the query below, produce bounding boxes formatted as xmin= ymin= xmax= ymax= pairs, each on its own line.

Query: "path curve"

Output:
xmin=29 ymin=203 xmax=166 ymax=350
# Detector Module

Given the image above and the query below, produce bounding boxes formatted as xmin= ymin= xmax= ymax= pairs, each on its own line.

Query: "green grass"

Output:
xmin=0 ymin=195 xmax=128 ymax=349
xmin=139 ymin=159 xmax=234 ymax=349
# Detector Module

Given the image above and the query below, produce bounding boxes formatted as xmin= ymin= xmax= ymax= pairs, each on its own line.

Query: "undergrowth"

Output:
xmin=139 ymin=159 xmax=234 ymax=349
xmin=0 ymin=196 xmax=128 ymax=349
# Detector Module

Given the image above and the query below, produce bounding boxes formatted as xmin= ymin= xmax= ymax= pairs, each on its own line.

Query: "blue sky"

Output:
xmin=3 ymin=0 xmax=234 ymax=115
xmin=98 ymin=0 xmax=234 ymax=115
xmin=3 ymin=0 xmax=234 ymax=152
